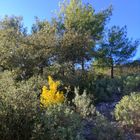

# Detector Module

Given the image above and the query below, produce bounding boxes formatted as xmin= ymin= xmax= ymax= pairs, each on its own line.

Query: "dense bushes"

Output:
xmin=0 ymin=71 xmax=85 ymax=140
xmin=93 ymin=77 xmax=123 ymax=102
xmin=115 ymin=93 xmax=140 ymax=132
xmin=34 ymin=104 xmax=84 ymax=140
xmin=1 ymin=70 xmax=140 ymax=140
xmin=0 ymin=71 xmax=38 ymax=140
xmin=84 ymin=74 xmax=140 ymax=102
xmin=83 ymin=75 xmax=123 ymax=103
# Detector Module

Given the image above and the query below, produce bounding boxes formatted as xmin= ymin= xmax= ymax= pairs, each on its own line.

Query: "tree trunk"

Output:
xmin=39 ymin=67 xmax=43 ymax=75
xmin=81 ymin=60 xmax=85 ymax=72
xmin=111 ymin=65 xmax=114 ymax=78
xmin=71 ymin=62 xmax=75 ymax=74
xmin=0 ymin=65 xmax=7 ymax=71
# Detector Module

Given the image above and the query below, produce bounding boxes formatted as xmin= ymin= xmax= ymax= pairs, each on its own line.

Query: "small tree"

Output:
xmin=97 ymin=26 xmax=139 ymax=78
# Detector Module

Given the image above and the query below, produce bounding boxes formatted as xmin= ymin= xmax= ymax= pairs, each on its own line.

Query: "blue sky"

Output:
xmin=0 ymin=0 xmax=140 ymax=59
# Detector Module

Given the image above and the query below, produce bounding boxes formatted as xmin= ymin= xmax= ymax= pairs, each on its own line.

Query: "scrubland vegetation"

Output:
xmin=0 ymin=0 xmax=140 ymax=140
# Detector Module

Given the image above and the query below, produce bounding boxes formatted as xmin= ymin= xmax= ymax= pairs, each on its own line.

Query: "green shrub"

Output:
xmin=34 ymin=104 xmax=85 ymax=140
xmin=93 ymin=114 xmax=126 ymax=140
xmin=114 ymin=93 xmax=140 ymax=131
xmin=123 ymin=74 xmax=140 ymax=93
xmin=71 ymin=75 xmax=123 ymax=103
xmin=92 ymin=77 xmax=123 ymax=102
xmin=0 ymin=71 xmax=38 ymax=140
xmin=72 ymin=87 xmax=96 ymax=118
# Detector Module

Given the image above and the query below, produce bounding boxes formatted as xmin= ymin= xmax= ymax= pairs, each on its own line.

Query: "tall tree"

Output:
xmin=97 ymin=26 xmax=139 ymax=78
xmin=26 ymin=18 xmax=58 ymax=75
xmin=57 ymin=0 xmax=112 ymax=71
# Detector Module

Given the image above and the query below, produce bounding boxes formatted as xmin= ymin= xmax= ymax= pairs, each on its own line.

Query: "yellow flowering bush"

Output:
xmin=40 ymin=76 xmax=65 ymax=107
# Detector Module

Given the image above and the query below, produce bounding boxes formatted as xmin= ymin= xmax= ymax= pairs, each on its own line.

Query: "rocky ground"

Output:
xmin=95 ymin=94 xmax=122 ymax=119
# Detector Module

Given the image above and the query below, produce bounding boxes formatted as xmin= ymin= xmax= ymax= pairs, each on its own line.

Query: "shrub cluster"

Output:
xmin=86 ymin=76 xmax=123 ymax=102
xmin=0 ymin=71 xmax=85 ymax=140
xmin=1 ymin=70 xmax=139 ymax=140
xmin=34 ymin=104 xmax=84 ymax=140
xmin=115 ymin=92 xmax=140 ymax=132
